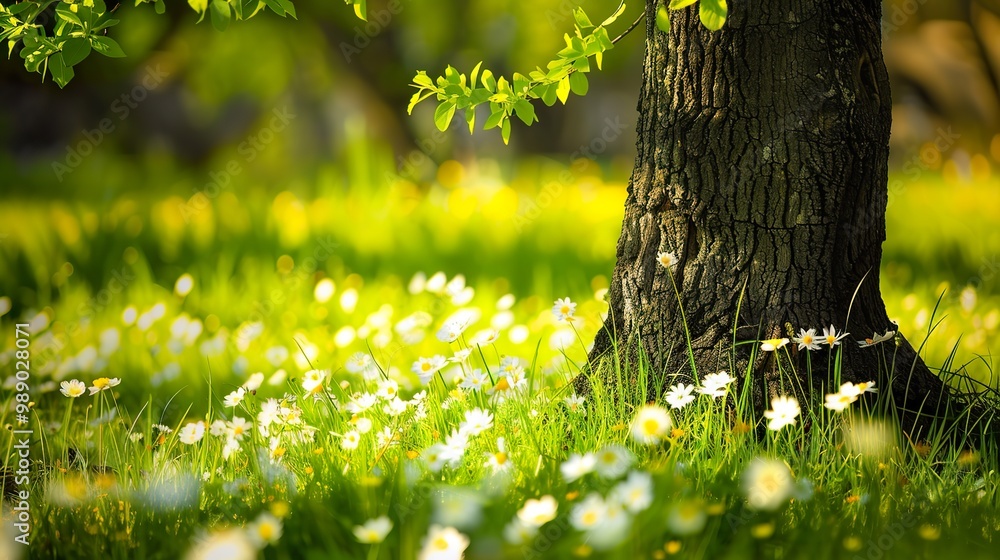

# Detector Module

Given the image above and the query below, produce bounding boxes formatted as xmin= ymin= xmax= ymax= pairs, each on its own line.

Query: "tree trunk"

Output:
xmin=584 ymin=0 xmax=976 ymax=440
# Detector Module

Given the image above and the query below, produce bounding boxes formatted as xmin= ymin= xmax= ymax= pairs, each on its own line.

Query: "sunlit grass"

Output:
xmin=0 ymin=162 xmax=998 ymax=558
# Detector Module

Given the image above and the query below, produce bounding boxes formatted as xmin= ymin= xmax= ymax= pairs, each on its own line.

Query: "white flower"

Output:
xmin=630 ymin=404 xmax=673 ymax=445
xmin=552 ymin=297 xmax=577 ymax=321
xmin=657 ymin=251 xmax=678 ymax=269
xmin=209 ymin=419 xmax=228 ymax=437
xmin=570 ymin=493 xmax=607 ymax=531
xmin=857 ymin=330 xmax=896 ymax=348
xmin=423 ymin=443 xmax=449 ymax=473
xmin=517 ymin=495 xmax=558 ymax=527
xmin=345 ymin=352 xmax=375 ymax=375
xmin=502 ymin=518 xmax=538 ymax=545
xmin=345 ymin=393 xmax=378 ymax=414
xmin=87 ymin=377 xmax=121 ymax=395
xmin=247 ymin=511 xmax=283 ymax=548
xmin=227 ymin=417 xmax=251 ymax=441
xmin=564 ymin=393 xmax=586 ymax=415
xmin=822 ymin=325 xmax=849 ymax=347
xmin=585 ymin=499 xmax=631 ymax=550
xmin=611 ymin=470 xmax=653 ymax=513
xmin=60 ymin=379 xmax=86 ymax=398
xmin=178 ymin=422 xmax=206 ymax=445
xmin=470 ymin=328 xmax=500 ymax=346
xmin=383 ymin=397 xmax=408 ymax=417
xmin=743 ymin=457 xmax=794 ymax=511
xmin=436 ymin=320 xmax=469 ymax=343
xmin=560 ymin=452 xmax=596 ymax=483
xmin=353 ymin=516 xmax=393 ymax=544
xmin=334 ymin=429 xmax=360 ymax=451
xmin=450 ymin=348 xmax=473 ymax=364
xmin=440 ymin=430 xmax=469 ymax=467
xmin=764 ymin=396 xmax=800 ymax=431
xmin=376 ymin=379 xmax=400 ymax=401
xmin=824 ymin=381 xmax=874 ymax=412
xmin=458 ymin=368 xmax=489 ymax=391
xmin=412 ymin=356 xmax=447 ymax=384
xmin=665 ymin=383 xmax=696 ymax=409
xmin=698 ymin=371 xmax=735 ymax=399
xmin=418 ymin=525 xmax=469 ymax=560
xmin=301 ymin=369 xmax=327 ymax=395
xmin=353 ymin=416 xmax=373 ymax=434
xmin=824 ymin=390 xmax=857 ymax=412
xmin=594 ymin=444 xmax=633 ymax=479
xmin=483 ymin=437 xmax=512 ymax=473
xmin=790 ymin=328 xmax=819 ymax=351
xmin=759 ymin=338 xmax=789 ymax=352
xmin=223 ymin=387 xmax=246 ymax=408
xmin=174 ymin=274 xmax=195 ymax=297
xmin=184 ymin=528 xmax=256 ymax=560
xmin=243 ymin=373 xmax=264 ymax=392
xmin=459 ymin=408 xmax=493 ymax=437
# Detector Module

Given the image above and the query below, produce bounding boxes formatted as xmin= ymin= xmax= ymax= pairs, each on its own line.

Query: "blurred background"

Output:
xmin=1 ymin=0 xmax=998 ymax=399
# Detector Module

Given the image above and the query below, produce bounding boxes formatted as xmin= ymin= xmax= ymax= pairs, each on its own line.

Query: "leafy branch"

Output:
xmin=407 ymin=0 xmax=728 ymax=144
xmin=1 ymin=0 xmax=366 ymax=88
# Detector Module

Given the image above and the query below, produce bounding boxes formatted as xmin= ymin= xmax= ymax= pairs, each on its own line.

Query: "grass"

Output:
xmin=1 ymin=157 xmax=999 ymax=559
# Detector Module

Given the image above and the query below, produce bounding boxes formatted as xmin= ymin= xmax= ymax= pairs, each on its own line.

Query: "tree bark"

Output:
xmin=584 ymin=0 xmax=979 ymax=441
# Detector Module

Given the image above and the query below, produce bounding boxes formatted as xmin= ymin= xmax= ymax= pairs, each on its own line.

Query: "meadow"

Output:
xmin=1 ymin=152 xmax=999 ymax=559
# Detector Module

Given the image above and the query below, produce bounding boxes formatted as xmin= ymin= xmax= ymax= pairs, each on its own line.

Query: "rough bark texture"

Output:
xmin=584 ymin=0 xmax=979 ymax=440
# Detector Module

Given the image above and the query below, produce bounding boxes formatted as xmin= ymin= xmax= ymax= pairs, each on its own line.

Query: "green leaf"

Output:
xmin=569 ymin=71 xmax=589 ymax=96
xmin=601 ymin=1 xmax=626 ymax=26
xmin=470 ymin=61 xmax=482 ymax=89
xmin=188 ymin=0 xmax=208 ymax=14
xmin=513 ymin=99 xmax=536 ymax=125
xmin=91 ymin=36 xmax=126 ymax=58
xmin=48 ymin=53 xmax=74 ymax=88
xmin=434 ymin=100 xmax=457 ymax=132
xmin=465 ymin=108 xmax=476 ymax=134
xmin=556 ymin=76 xmax=571 ymax=104
xmin=700 ymin=0 xmax=727 ymax=30
xmin=484 ymin=109 xmax=505 ymax=130
xmin=536 ymin=83 xmax=558 ymax=106
xmin=656 ymin=3 xmax=671 ymax=33
xmin=573 ymin=8 xmax=593 ymax=29
xmin=210 ymin=0 xmax=231 ymax=31
xmin=353 ymin=0 xmax=366 ymax=21
xmin=55 ymin=6 xmax=84 ymax=27
xmin=276 ymin=0 xmax=296 ymax=18
xmin=501 ymin=117 xmax=511 ymax=145
xmin=668 ymin=0 xmax=697 ymax=9
xmin=481 ymin=69 xmax=496 ymax=92
xmin=154 ymin=0 xmax=166 ymax=15
xmin=412 ymin=72 xmax=434 ymax=88
xmin=60 ymin=37 xmax=90 ymax=67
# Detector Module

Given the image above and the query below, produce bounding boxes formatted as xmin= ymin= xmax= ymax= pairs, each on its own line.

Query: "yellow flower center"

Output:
xmin=643 ymin=418 xmax=660 ymax=435
xmin=93 ymin=378 xmax=110 ymax=389
xmin=421 ymin=363 xmax=431 ymax=372
xmin=582 ymin=511 xmax=598 ymax=526
xmin=560 ymin=305 xmax=570 ymax=315
xmin=433 ymin=536 xmax=450 ymax=550
xmin=494 ymin=452 xmax=507 ymax=465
